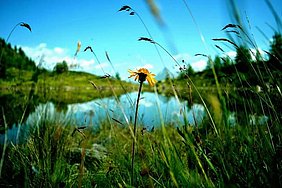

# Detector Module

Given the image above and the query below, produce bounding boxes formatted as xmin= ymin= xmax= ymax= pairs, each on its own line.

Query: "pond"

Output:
xmin=0 ymin=92 xmax=206 ymax=143
xmin=0 ymin=90 xmax=269 ymax=144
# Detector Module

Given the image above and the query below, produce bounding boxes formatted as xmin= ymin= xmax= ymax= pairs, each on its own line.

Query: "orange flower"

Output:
xmin=128 ymin=68 xmax=157 ymax=86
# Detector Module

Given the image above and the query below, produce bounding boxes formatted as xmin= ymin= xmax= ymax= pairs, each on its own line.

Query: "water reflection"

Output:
xmin=0 ymin=91 xmax=270 ymax=144
xmin=35 ymin=92 xmax=206 ymax=128
xmin=1 ymin=92 xmax=205 ymax=143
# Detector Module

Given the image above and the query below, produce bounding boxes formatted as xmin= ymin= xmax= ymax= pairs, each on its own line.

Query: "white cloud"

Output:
xmin=223 ymin=51 xmax=236 ymax=59
xmin=38 ymin=43 xmax=47 ymax=49
xmin=173 ymin=52 xmax=207 ymax=72
xmin=94 ymin=62 xmax=109 ymax=69
xmin=20 ymin=43 xmax=98 ymax=73
xmin=20 ymin=43 xmax=69 ymax=68
xmin=137 ymin=63 xmax=154 ymax=70
xmin=54 ymin=47 xmax=64 ymax=54
xmin=191 ymin=60 xmax=207 ymax=71
xmin=222 ymin=48 xmax=267 ymax=61
xmin=250 ymin=48 xmax=267 ymax=60
xmin=173 ymin=53 xmax=191 ymax=62
xmin=139 ymin=99 xmax=153 ymax=107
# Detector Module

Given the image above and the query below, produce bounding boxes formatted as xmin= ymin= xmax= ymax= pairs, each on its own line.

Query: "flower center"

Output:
xmin=138 ymin=73 xmax=147 ymax=83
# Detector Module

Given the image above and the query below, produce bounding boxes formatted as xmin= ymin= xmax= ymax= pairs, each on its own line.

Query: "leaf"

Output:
xmin=195 ymin=53 xmax=208 ymax=57
xmin=212 ymin=38 xmax=239 ymax=49
xmin=236 ymin=25 xmax=243 ymax=31
xmin=76 ymin=128 xmax=86 ymax=138
xmin=84 ymin=46 xmax=93 ymax=52
xmin=226 ymin=30 xmax=240 ymax=35
xmin=221 ymin=23 xmax=237 ymax=31
xmin=71 ymin=128 xmax=86 ymax=138
xmin=215 ymin=45 xmax=224 ymax=52
xmin=20 ymin=22 xmax=32 ymax=32
xmin=112 ymin=118 xmax=123 ymax=125
xmin=100 ymin=73 xmax=111 ymax=79
xmin=177 ymin=127 xmax=186 ymax=140
xmin=263 ymin=50 xmax=279 ymax=61
xmin=220 ymin=57 xmax=227 ymax=63
xmin=118 ymin=5 xmax=132 ymax=12
xmin=141 ymin=127 xmax=146 ymax=135
xmin=129 ymin=12 xmax=135 ymax=15
xmin=105 ymin=51 xmax=112 ymax=63
xmin=88 ymin=80 xmax=98 ymax=90
xmin=138 ymin=37 xmax=154 ymax=43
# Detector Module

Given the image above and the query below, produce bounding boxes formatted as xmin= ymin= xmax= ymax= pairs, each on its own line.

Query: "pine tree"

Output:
xmin=269 ymin=33 xmax=282 ymax=67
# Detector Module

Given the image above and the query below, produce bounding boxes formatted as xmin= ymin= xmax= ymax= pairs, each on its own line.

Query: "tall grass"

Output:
xmin=1 ymin=1 xmax=282 ymax=187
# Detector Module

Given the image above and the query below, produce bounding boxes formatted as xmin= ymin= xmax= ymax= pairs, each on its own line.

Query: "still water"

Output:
xmin=0 ymin=92 xmax=206 ymax=143
xmin=28 ymin=92 xmax=206 ymax=128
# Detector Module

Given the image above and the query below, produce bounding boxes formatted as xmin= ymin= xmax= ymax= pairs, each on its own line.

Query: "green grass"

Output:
xmin=1 ymin=1 xmax=282 ymax=187
xmin=1 ymin=63 xmax=281 ymax=187
xmin=1 ymin=106 xmax=281 ymax=187
xmin=0 ymin=68 xmax=137 ymax=103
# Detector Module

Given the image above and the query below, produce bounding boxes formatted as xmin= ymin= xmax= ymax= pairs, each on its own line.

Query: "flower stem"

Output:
xmin=131 ymin=80 xmax=143 ymax=185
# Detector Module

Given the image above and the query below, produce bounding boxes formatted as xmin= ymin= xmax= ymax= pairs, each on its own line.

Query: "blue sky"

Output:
xmin=0 ymin=0 xmax=281 ymax=80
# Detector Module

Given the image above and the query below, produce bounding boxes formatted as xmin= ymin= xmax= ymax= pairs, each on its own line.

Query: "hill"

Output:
xmin=0 ymin=38 xmax=36 ymax=79
xmin=0 ymin=38 xmax=136 ymax=103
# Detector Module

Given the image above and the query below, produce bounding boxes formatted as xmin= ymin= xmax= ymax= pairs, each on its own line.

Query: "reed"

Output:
xmin=0 ymin=1 xmax=281 ymax=187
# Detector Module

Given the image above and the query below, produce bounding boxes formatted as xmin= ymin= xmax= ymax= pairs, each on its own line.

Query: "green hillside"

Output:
xmin=0 ymin=38 xmax=136 ymax=103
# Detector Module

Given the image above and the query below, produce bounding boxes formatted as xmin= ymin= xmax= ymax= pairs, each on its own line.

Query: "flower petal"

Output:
xmin=146 ymin=75 xmax=157 ymax=86
xmin=128 ymin=68 xmax=156 ymax=86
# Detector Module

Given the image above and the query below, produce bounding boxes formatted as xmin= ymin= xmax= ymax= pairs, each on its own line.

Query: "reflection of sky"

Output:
xmin=22 ymin=92 xmax=206 ymax=130
xmin=61 ymin=92 xmax=206 ymax=128
xmin=0 ymin=92 xmax=271 ymax=144
xmin=0 ymin=92 xmax=205 ymax=143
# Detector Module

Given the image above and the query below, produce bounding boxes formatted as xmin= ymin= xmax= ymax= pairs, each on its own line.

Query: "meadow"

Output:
xmin=0 ymin=1 xmax=282 ymax=188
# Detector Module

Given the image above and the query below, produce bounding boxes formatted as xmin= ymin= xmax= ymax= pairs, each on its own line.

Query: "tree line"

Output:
xmin=0 ymin=38 xmax=72 ymax=80
xmin=177 ymin=33 xmax=282 ymax=86
xmin=0 ymin=38 xmax=36 ymax=79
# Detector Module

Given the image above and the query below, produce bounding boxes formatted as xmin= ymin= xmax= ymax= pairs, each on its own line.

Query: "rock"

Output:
xmin=68 ymin=143 xmax=107 ymax=170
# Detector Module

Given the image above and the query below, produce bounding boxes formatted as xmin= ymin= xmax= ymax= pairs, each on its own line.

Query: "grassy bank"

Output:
xmin=0 ymin=111 xmax=281 ymax=187
xmin=0 ymin=1 xmax=281 ymax=187
xmin=0 ymin=68 xmax=137 ymax=103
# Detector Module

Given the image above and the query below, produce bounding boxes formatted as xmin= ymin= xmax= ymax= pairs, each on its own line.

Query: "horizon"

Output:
xmin=0 ymin=0 xmax=281 ymax=80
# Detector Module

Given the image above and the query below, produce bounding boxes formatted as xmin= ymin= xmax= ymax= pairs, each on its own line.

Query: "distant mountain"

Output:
xmin=155 ymin=67 xmax=174 ymax=81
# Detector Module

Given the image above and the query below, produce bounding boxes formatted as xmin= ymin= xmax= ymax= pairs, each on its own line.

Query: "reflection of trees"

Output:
xmin=160 ymin=88 xmax=281 ymax=126
xmin=0 ymin=92 xmax=39 ymax=131
xmin=228 ymin=90 xmax=281 ymax=124
xmin=52 ymin=101 xmax=68 ymax=113
xmin=157 ymin=94 xmax=170 ymax=104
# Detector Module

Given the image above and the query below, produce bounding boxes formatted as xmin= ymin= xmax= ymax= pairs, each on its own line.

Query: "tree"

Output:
xmin=205 ymin=56 xmax=222 ymax=70
xmin=221 ymin=56 xmax=233 ymax=67
xmin=186 ymin=64 xmax=195 ymax=75
xmin=268 ymin=33 xmax=282 ymax=66
xmin=53 ymin=60 xmax=68 ymax=74
xmin=205 ymin=57 xmax=212 ymax=70
xmin=234 ymin=45 xmax=252 ymax=73
xmin=0 ymin=38 xmax=7 ymax=78
xmin=214 ymin=55 xmax=222 ymax=70
xmin=18 ymin=47 xmax=25 ymax=57
xmin=115 ymin=72 xmax=121 ymax=80
xmin=235 ymin=45 xmax=252 ymax=65
xmin=177 ymin=64 xmax=194 ymax=79
xmin=0 ymin=38 xmax=37 ymax=79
